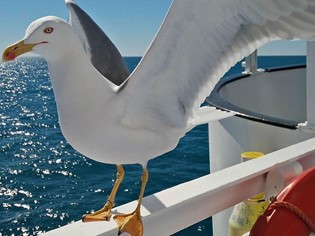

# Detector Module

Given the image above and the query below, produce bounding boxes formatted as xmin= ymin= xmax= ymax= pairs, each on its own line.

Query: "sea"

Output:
xmin=0 ymin=55 xmax=306 ymax=236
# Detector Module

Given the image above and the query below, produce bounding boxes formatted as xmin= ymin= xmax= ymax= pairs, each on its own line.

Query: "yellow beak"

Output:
xmin=2 ymin=40 xmax=44 ymax=62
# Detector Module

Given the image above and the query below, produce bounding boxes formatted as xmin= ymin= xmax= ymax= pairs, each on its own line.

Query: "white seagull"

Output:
xmin=3 ymin=0 xmax=315 ymax=235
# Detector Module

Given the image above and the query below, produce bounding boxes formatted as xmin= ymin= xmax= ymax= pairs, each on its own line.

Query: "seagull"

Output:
xmin=3 ymin=0 xmax=315 ymax=235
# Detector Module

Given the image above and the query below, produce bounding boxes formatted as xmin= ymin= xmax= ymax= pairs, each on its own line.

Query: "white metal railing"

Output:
xmin=243 ymin=50 xmax=258 ymax=74
xmin=41 ymin=137 xmax=315 ymax=236
xmin=299 ymin=41 xmax=315 ymax=131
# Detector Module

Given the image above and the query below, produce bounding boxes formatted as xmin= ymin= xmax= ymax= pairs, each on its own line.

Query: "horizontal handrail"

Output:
xmin=41 ymin=137 xmax=315 ymax=236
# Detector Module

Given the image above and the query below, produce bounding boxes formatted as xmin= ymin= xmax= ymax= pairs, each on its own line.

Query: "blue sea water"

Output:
xmin=0 ymin=56 xmax=306 ymax=236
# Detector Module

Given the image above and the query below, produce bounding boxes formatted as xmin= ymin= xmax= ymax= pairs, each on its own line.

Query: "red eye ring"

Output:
xmin=44 ymin=27 xmax=54 ymax=34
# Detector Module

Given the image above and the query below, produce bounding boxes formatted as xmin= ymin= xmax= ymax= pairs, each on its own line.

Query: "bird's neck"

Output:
xmin=47 ymin=49 xmax=117 ymax=101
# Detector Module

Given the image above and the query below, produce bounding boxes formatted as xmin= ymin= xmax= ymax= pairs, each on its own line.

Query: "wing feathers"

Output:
xmin=123 ymin=0 xmax=315 ymax=130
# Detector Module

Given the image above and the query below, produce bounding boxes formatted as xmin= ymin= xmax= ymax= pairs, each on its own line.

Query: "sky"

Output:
xmin=0 ymin=0 xmax=307 ymax=56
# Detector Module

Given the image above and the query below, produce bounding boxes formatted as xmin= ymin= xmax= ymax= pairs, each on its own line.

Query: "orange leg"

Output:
xmin=82 ymin=164 xmax=124 ymax=222
xmin=114 ymin=167 xmax=148 ymax=236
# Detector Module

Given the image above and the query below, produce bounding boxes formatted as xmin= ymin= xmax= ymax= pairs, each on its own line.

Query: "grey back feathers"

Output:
xmin=66 ymin=1 xmax=130 ymax=86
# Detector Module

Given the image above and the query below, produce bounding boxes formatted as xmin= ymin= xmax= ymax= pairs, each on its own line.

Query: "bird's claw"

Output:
xmin=114 ymin=211 xmax=143 ymax=236
xmin=82 ymin=202 xmax=114 ymax=222
xmin=82 ymin=210 xmax=112 ymax=222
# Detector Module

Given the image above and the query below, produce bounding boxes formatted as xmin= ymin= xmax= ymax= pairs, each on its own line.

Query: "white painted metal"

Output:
xmin=307 ymin=41 xmax=315 ymax=126
xmin=209 ymin=49 xmax=313 ymax=236
xmin=209 ymin=117 xmax=315 ymax=236
xmin=265 ymin=161 xmax=303 ymax=199
xmin=42 ymin=138 xmax=315 ymax=236
xmin=299 ymin=41 xmax=315 ymax=131
xmin=192 ymin=106 xmax=234 ymax=126
xmin=244 ymin=50 xmax=258 ymax=74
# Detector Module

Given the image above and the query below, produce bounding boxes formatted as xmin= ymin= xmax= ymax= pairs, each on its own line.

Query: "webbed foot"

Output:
xmin=82 ymin=200 xmax=114 ymax=222
xmin=114 ymin=210 xmax=143 ymax=236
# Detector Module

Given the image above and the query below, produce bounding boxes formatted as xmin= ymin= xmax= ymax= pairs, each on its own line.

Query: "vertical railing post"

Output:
xmin=306 ymin=41 xmax=315 ymax=126
xmin=298 ymin=41 xmax=315 ymax=131
xmin=244 ymin=50 xmax=258 ymax=74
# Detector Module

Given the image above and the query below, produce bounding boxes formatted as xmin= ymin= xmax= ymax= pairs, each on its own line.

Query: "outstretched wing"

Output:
xmin=65 ymin=0 xmax=130 ymax=85
xmin=121 ymin=0 xmax=315 ymax=129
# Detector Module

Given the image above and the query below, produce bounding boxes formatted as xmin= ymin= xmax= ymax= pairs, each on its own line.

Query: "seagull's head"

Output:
xmin=2 ymin=16 xmax=81 ymax=62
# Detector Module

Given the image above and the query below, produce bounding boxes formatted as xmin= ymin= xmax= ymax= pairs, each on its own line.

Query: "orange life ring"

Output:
xmin=250 ymin=167 xmax=315 ymax=236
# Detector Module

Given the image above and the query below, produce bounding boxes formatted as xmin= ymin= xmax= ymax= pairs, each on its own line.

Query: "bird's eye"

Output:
xmin=44 ymin=27 xmax=54 ymax=34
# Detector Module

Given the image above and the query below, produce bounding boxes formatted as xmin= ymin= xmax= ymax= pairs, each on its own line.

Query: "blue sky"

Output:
xmin=0 ymin=0 xmax=306 ymax=56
